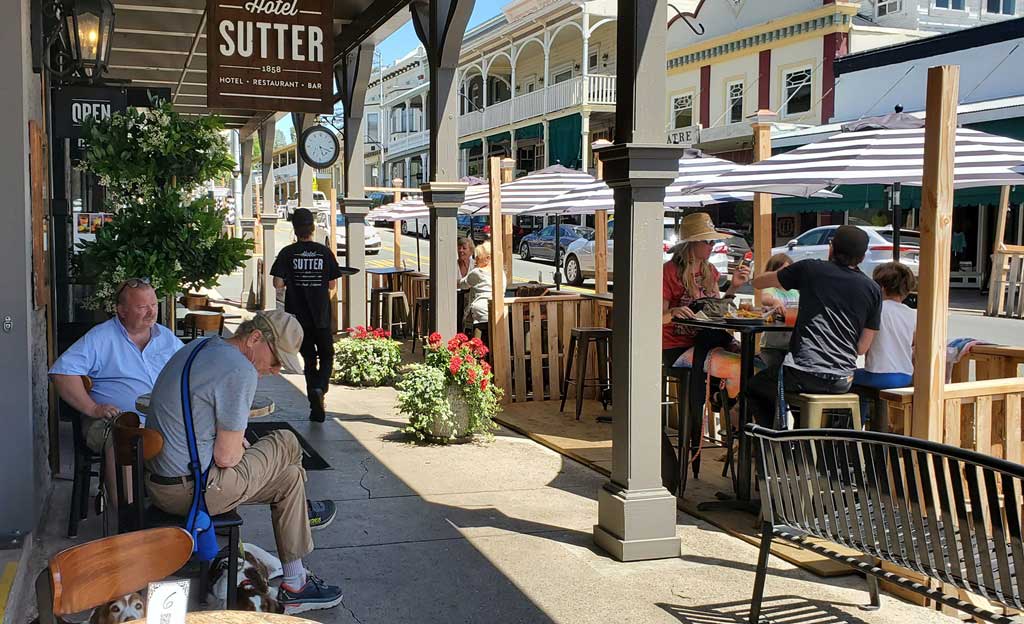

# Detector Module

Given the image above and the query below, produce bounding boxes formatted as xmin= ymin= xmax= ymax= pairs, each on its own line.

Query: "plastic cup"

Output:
xmin=784 ymin=303 xmax=798 ymax=327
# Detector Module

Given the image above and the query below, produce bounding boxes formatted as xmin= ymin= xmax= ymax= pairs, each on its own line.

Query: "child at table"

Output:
xmin=854 ymin=262 xmax=917 ymax=425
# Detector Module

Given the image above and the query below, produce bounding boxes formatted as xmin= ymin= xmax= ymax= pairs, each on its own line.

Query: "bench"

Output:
xmin=747 ymin=424 xmax=1024 ymax=624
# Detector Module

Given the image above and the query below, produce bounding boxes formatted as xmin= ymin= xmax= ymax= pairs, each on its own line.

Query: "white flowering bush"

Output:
xmin=331 ymin=327 xmax=403 ymax=387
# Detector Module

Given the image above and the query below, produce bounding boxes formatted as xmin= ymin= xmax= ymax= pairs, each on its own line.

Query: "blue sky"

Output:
xmin=276 ymin=0 xmax=505 ymax=144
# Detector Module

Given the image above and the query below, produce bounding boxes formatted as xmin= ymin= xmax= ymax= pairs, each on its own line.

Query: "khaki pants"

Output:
xmin=146 ymin=430 xmax=313 ymax=563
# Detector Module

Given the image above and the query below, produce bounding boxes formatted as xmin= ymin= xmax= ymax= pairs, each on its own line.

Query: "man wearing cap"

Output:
xmin=271 ymin=207 xmax=345 ymax=422
xmin=145 ymin=310 xmax=344 ymax=614
xmin=748 ymin=225 xmax=883 ymax=427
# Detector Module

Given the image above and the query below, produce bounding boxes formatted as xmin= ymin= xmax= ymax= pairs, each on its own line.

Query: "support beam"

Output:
xmin=260 ymin=214 xmax=279 ymax=310
xmin=329 ymin=187 xmax=339 ymax=333
xmin=393 ymin=177 xmax=403 ymax=268
xmin=594 ymin=140 xmax=610 ymax=294
xmin=913 ymin=65 xmax=959 ymax=442
xmin=253 ymin=121 xmax=277 ymax=309
xmin=239 ymin=137 xmax=256 ymax=307
xmin=501 ymin=160 xmax=514 ymax=284
xmin=594 ymin=0 xmax=682 ymax=562
xmin=293 ymin=113 xmax=315 ymax=207
xmin=751 ymin=110 xmax=777 ymax=307
xmin=423 ymin=183 xmax=467 ymax=337
xmin=489 ymin=158 xmax=512 ymax=401
xmin=342 ymin=199 xmax=371 ymax=328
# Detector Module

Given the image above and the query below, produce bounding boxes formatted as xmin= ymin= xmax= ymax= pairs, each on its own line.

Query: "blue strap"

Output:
xmin=776 ymin=366 xmax=789 ymax=430
xmin=179 ymin=338 xmax=217 ymax=560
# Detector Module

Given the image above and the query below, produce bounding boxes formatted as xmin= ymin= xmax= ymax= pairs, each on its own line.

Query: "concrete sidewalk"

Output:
xmin=233 ymin=373 xmax=957 ymax=624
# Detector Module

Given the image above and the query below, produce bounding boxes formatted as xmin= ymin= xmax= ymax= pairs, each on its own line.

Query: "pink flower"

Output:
xmin=481 ymin=361 xmax=491 ymax=376
xmin=428 ymin=332 xmax=442 ymax=345
xmin=449 ymin=356 xmax=463 ymax=376
xmin=468 ymin=369 xmax=478 ymax=383
xmin=480 ymin=379 xmax=488 ymax=391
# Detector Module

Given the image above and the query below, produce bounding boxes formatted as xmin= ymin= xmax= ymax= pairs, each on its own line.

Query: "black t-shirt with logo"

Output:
xmin=777 ymin=259 xmax=882 ymax=377
xmin=270 ymin=241 xmax=343 ymax=329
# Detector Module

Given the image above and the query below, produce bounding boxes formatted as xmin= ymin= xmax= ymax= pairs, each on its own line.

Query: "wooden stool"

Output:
xmin=380 ymin=292 xmax=409 ymax=337
xmin=369 ymin=287 xmax=389 ymax=328
xmin=786 ymin=392 xmax=863 ymax=430
xmin=559 ymin=327 xmax=612 ymax=421
xmin=411 ymin=297 xmax=431 ymax=353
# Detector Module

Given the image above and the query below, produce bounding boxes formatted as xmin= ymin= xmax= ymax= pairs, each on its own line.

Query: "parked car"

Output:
xmin=401 ymin=218 xmax=430 ymax=238
xmin=772 ymin=225 xmax=920 ymax=276
xmin=285 ymin=191 xmax=330 ymax=218
xmin=457 ymin=215 xmax=491 ymax=244
xmin=718 ymin=228 xmax=751 ymax=275
xmin=562 ymin=217 xmax=731 ymax=286
xmin=519 ymin=224 xmax=594 ymax=265
xmin=326 ymin=212 xmax=382 ymax=255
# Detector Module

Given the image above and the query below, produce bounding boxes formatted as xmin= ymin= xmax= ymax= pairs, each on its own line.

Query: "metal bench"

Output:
xmin=748 ymin=425 xmax=1024 ymax=624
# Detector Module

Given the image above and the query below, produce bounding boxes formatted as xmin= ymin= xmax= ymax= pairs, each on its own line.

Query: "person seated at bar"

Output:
xmin=661 ymin=213 xmax=749 ymax=433
xmin=747 ymin=225 xmax=882 ymax=428
xmin=459 ymin=241 xmax=493 ymax=335
xmin=145 ymin=310 xmax=343 ymax=614
xmin=457 ymin=236 xmax=476 ymax=326
xmin=49 ymin=278 xmax=183 ymax=500
xmin=854 ymin=262 xmax=917 ymax=425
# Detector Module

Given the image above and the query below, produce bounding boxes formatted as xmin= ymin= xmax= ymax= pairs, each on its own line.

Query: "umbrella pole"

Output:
xmin=554 ymin=214 xmax=562 ymax=289
xmin=891 ymin=183 xmax=903 ymax=263
xmin=416 ymin=226 xmax=422 ymax=271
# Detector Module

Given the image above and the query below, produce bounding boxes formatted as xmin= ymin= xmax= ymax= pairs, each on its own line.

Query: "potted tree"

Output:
xmin=397 ymin=333 xmax=502 ymax=443
xmin=74 ymin=101 xmax=250 ymax=312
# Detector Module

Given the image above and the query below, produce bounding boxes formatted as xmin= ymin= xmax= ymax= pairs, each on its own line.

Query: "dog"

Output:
xmin=88 ymin=592 xmax=145 ymax=624
xmin=209 ymin=543 xmax=283 ymax=613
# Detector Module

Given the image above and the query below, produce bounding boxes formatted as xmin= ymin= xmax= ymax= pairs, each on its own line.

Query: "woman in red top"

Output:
xmin=661 ymin=213 xmax=749 ymax=488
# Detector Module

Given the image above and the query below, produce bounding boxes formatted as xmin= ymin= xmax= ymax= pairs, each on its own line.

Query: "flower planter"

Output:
xmin=423 ymin=384 xmax=473 ymax=443
xmin=182 ymin=293 xmax=209 ymax=310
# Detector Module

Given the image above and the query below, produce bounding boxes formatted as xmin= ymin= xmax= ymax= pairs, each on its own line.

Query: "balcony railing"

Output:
xmin=457 ymin=74 xmax=616 ymax=137
xmin=387 ymin=130 xmax=430 ymax=155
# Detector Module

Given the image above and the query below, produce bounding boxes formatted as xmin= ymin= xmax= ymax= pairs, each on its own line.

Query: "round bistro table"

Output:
xmin=134 ymin=394 xmax=275 ymax=418
xmin=127 ymin=611 xmax=317 ymax=624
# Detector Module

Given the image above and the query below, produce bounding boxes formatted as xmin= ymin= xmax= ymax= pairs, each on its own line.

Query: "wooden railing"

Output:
xmin=987 ymin=246 xmax=1024 ymax=318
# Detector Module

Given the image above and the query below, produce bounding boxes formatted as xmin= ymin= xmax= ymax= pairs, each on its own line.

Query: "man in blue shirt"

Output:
xmin=49 ymin=278 xmax=183 ymax=453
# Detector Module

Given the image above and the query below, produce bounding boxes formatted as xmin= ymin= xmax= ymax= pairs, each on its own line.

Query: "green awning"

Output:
xmin=459 ymin=139 xmax=482 ymax=151
xmin=547 ymin=113 xmax=582 ymax=169
xmin=486 ymin=131 xmax=511 ymax=145
xmin=515 ymin=123 xmax=543 ymax=141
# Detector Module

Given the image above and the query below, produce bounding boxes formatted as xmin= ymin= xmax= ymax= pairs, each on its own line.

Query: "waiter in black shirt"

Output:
xmin=271 ymin=208 xmax=344 ymax=422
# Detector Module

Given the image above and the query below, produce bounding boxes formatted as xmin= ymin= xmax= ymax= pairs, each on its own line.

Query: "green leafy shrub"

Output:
xmin=398 ymin=333 xmax=501 ymax=442
xmin=331 ymin=326 xmax=403 ymax=387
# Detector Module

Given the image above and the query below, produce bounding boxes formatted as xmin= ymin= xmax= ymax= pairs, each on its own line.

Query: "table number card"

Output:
xmin=146 ymin=579 xmax=191 ymax=624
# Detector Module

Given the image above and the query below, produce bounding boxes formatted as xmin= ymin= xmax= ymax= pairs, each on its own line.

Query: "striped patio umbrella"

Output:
xmin=367 ymin=185 xmax=489 ymax=221
xmin=691 ymin=126 xmax=1024 ymax=197
xmin=462 ymin=164 xmax=596 ymax=214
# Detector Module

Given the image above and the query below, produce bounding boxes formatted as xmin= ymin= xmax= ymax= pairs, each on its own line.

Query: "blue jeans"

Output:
xmin=853 ymin=369 xmax=913 ymax=426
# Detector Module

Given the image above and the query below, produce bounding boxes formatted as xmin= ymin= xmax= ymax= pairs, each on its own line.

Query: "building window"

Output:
xmin=986 ymin=0 xmax=1015 ymax=13
xmin=553 ymin=67 xmax=573 ymax=84
xmin=877 ymin=0 xmax=902 ymax=16
xmin=366 ymin=113 xmax=379 ymax=142
xmin=588 ymin=47 xmax=599 ymax=71
xmin=672 ymin=93 xmax=694 ymax=128
xmin=727 ymin=81 xmax=744 ymax=124
xmin=783 ymin=68 xmax=812 ymax=116
xmin=935 ymin=0 xmax=965 ymax=9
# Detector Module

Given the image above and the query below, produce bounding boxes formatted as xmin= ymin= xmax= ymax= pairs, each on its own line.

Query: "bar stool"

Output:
xmin=785 ymin=392 xmax=863 ymax=430
xmin=559 ymin=327 xmax=612 ymax=421
xmin=380 ymin=292 xmax=409 ymax=338
xmin=368 ymin=287 xmax=390 ymax=328
xmin=411 ymin=297 xmax=431 ymax=353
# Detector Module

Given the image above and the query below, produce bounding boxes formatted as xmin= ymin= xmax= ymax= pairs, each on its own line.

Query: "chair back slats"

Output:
xmin=752 ymin=426 xmax=1024 ymax=612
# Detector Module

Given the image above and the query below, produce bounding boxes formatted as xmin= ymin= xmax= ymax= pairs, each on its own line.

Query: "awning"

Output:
xmin=515 ymin=123 xmax=543 ymax=141
xmin=547 ymin=114 xmax=582 ymax=170
xmin=460 ymin=139 xmax=483 ymax=151
xmin=486 ymin=131 xmax=511 ymax=144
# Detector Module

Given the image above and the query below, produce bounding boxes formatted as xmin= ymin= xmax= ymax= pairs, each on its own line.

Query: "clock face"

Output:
xmin=301 ymin=126 xmax=339 ymax=168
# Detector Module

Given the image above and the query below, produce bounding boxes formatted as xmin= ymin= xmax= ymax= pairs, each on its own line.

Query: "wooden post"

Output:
xmin=500 ymin=159 xmax=514 ymax=284
xmin=594 ymin=141 xmax=610 ymax=294
xmin=392 ymin=177 xmax=403 ymax=268
xmin=489 ymin=157 xmax=512 ymax=402
xmin=751 ymin=110 xmax=776 ymax=307
xmin=329 ymin=188 xmax=339 ymax=332
xmin=987 ymin=186 xmax=1012 ymax=316
xmin=913 ymin=65 xmax=959 ymax=442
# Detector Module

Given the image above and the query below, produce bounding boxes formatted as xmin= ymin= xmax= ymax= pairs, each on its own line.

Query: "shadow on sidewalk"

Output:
xmin=659 ymin=595 xmax=872 ymax=624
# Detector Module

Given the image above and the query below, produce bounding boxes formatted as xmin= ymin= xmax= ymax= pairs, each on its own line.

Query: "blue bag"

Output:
xmin=179 ymin=338 xmax=219 ymax=561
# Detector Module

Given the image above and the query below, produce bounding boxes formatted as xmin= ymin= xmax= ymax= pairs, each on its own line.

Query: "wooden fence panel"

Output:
xmin=511 ymin=304 xmax=528 ymax=402
xmin=547 ymin=302 xmax=562 ymax=401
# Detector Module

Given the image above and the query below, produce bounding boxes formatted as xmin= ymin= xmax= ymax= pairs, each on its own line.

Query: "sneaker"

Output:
xmin=307 ymin=499 xmax=336 ymax=530
xmin=310 ymin=388 xmax=325 ymax=423
xmin=277 ymin=572 xmax=344 ymax=614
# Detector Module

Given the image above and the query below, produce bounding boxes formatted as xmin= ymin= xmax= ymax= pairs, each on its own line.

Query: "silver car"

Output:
xmin=772 ymin=225 xmax=920 ymax=277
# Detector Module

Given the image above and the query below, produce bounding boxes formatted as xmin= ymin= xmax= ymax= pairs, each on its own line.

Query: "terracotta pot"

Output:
xmin=424 ymin=384 xmax=472 ymax=443
xmin=182 ymin=293 xmax=208 ymax=310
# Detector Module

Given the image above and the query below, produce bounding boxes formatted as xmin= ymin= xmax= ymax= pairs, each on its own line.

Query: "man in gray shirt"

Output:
xmin=145 ymin=310 xmax=344 ymax=615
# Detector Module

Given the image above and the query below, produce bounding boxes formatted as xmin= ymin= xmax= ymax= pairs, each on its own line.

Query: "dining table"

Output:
xmin=127 ymin=611 xmax=317 ymax=624
xmin=134 ymin=394 xmax=275 ymax=418
xmin=366 ymin=266 xmax=411 ymax=292
xmin=672 ymin=316 xmax=792 ymax=514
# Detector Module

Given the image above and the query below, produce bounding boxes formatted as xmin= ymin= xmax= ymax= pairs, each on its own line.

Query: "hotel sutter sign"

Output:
xmin=207 ymin=0 xmax=334 ymax=114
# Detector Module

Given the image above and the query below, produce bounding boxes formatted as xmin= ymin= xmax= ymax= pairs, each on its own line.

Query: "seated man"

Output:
xmin=144 ymin=310 xmax=342 ymax=615
xmin=747 ymin=226 xmax=882 ymax=428
xmin=49 ymin=277 xmax=182 ymax=459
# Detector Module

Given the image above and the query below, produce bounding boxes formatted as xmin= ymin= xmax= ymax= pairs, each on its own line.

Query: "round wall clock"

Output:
xmin=298 ymin=125 xmax=340 ymax=169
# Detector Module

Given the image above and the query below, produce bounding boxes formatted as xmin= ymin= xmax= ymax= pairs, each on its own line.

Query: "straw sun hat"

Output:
xmin=676 ymin=212 xmax=727 ymax=244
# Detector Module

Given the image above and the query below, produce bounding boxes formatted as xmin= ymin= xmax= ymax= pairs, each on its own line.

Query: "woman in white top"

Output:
xmin=459 ymin=241 xmax=493 ymax=332
xmin=854 ymin=262 xmax=916 ymax=423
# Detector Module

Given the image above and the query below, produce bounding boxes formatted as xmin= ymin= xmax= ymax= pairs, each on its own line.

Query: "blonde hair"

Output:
xmin=474 ymin=241 xmax=491 ymax=262
xmin=671 ymin=242 xmax=718 ymax=297
xmin=766 ymin=253 xmax=793 ymax=273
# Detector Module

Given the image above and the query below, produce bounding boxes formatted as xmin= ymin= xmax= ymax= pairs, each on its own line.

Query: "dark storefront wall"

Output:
xmin=548 ymin=113 xmax=582 ymax=170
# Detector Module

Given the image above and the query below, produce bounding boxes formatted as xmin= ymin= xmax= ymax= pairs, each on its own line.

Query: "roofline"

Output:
xmin=836 ymin=16 xmax=1024 ymax=77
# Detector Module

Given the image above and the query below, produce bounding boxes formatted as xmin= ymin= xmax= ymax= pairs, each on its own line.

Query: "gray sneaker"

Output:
xmin=277 ymin=573 xmax=344 ymax=614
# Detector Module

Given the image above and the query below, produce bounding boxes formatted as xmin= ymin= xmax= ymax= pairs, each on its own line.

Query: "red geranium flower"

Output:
xmin=449 ymin=356 xmax=463 ymax=376
xmin=481 ymin=361 xmax=491 ymax=375
xmin=480 ymin=379 xmax=488 ymax=391
xmin=428 ymin=332 xmax=442 ymax=345
xmin=468 ymin=369 xmax=478 ymax=383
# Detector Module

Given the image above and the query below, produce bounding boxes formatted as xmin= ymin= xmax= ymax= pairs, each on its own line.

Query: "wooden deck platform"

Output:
xmin=496 ymin=399 xmax=859 ymax=578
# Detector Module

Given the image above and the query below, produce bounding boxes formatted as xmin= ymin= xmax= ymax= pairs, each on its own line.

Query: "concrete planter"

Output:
xmin=424 ymin=384 xmax=472 ymax=443
xmin=182 ymin=293 xmax=209 ymax=309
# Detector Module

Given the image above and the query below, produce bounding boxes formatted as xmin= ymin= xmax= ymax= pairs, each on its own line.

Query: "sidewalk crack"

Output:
xmin=340 ymin=596 xmax=364 ymax=624
xmin=357 ymin=456 xmax=372 ymax=499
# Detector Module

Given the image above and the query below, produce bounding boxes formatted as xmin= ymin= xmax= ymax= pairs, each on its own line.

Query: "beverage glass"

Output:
xmin=783 ymin=302 xmax=798 ymax=327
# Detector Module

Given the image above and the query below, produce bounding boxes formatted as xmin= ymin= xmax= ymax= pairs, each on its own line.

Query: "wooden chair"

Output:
xmin=111 ymin=417 xmax=242 ymax=608
xmin=35 ymin=527 xmax=193 ymax=624
xmin=182 ymin=312 xmax=225 ymax=342
xmin=65 ymin=376 xmax=104 ymax=538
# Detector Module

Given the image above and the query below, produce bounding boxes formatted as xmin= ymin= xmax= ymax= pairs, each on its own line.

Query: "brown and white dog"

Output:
xmin=88 ymin=592 xmax=145 ymax=624
xmin=209 ymin=543 xmax=283 ymax=613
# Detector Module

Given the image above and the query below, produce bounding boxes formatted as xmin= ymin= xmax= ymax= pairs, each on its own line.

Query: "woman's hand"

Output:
xmin=669 ymin=306 xmax=695 ymax=319
xmin=725 ymin=264 xmax=751 ymax=295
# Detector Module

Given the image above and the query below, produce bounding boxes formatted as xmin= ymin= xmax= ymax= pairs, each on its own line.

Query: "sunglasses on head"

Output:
xmin=115 ymin=277 xmax=152 ymax=301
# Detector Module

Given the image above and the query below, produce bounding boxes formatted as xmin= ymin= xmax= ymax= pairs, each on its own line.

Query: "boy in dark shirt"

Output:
xmin=747 ymin=225 xmax=883 ymax=428
xmin=271 ymin=208 xmax=344 ymax=422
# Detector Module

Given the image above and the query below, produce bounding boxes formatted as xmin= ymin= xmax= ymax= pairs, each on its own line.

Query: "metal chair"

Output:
xmin=559 ymin=327 xmax=612 ymax=421
xmin=65 ymin=376 xmax=103 ymax=538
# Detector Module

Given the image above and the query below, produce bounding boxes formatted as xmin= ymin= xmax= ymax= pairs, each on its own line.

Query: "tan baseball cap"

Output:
xmin=251 ymin=310 xmax=304 ymax=375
